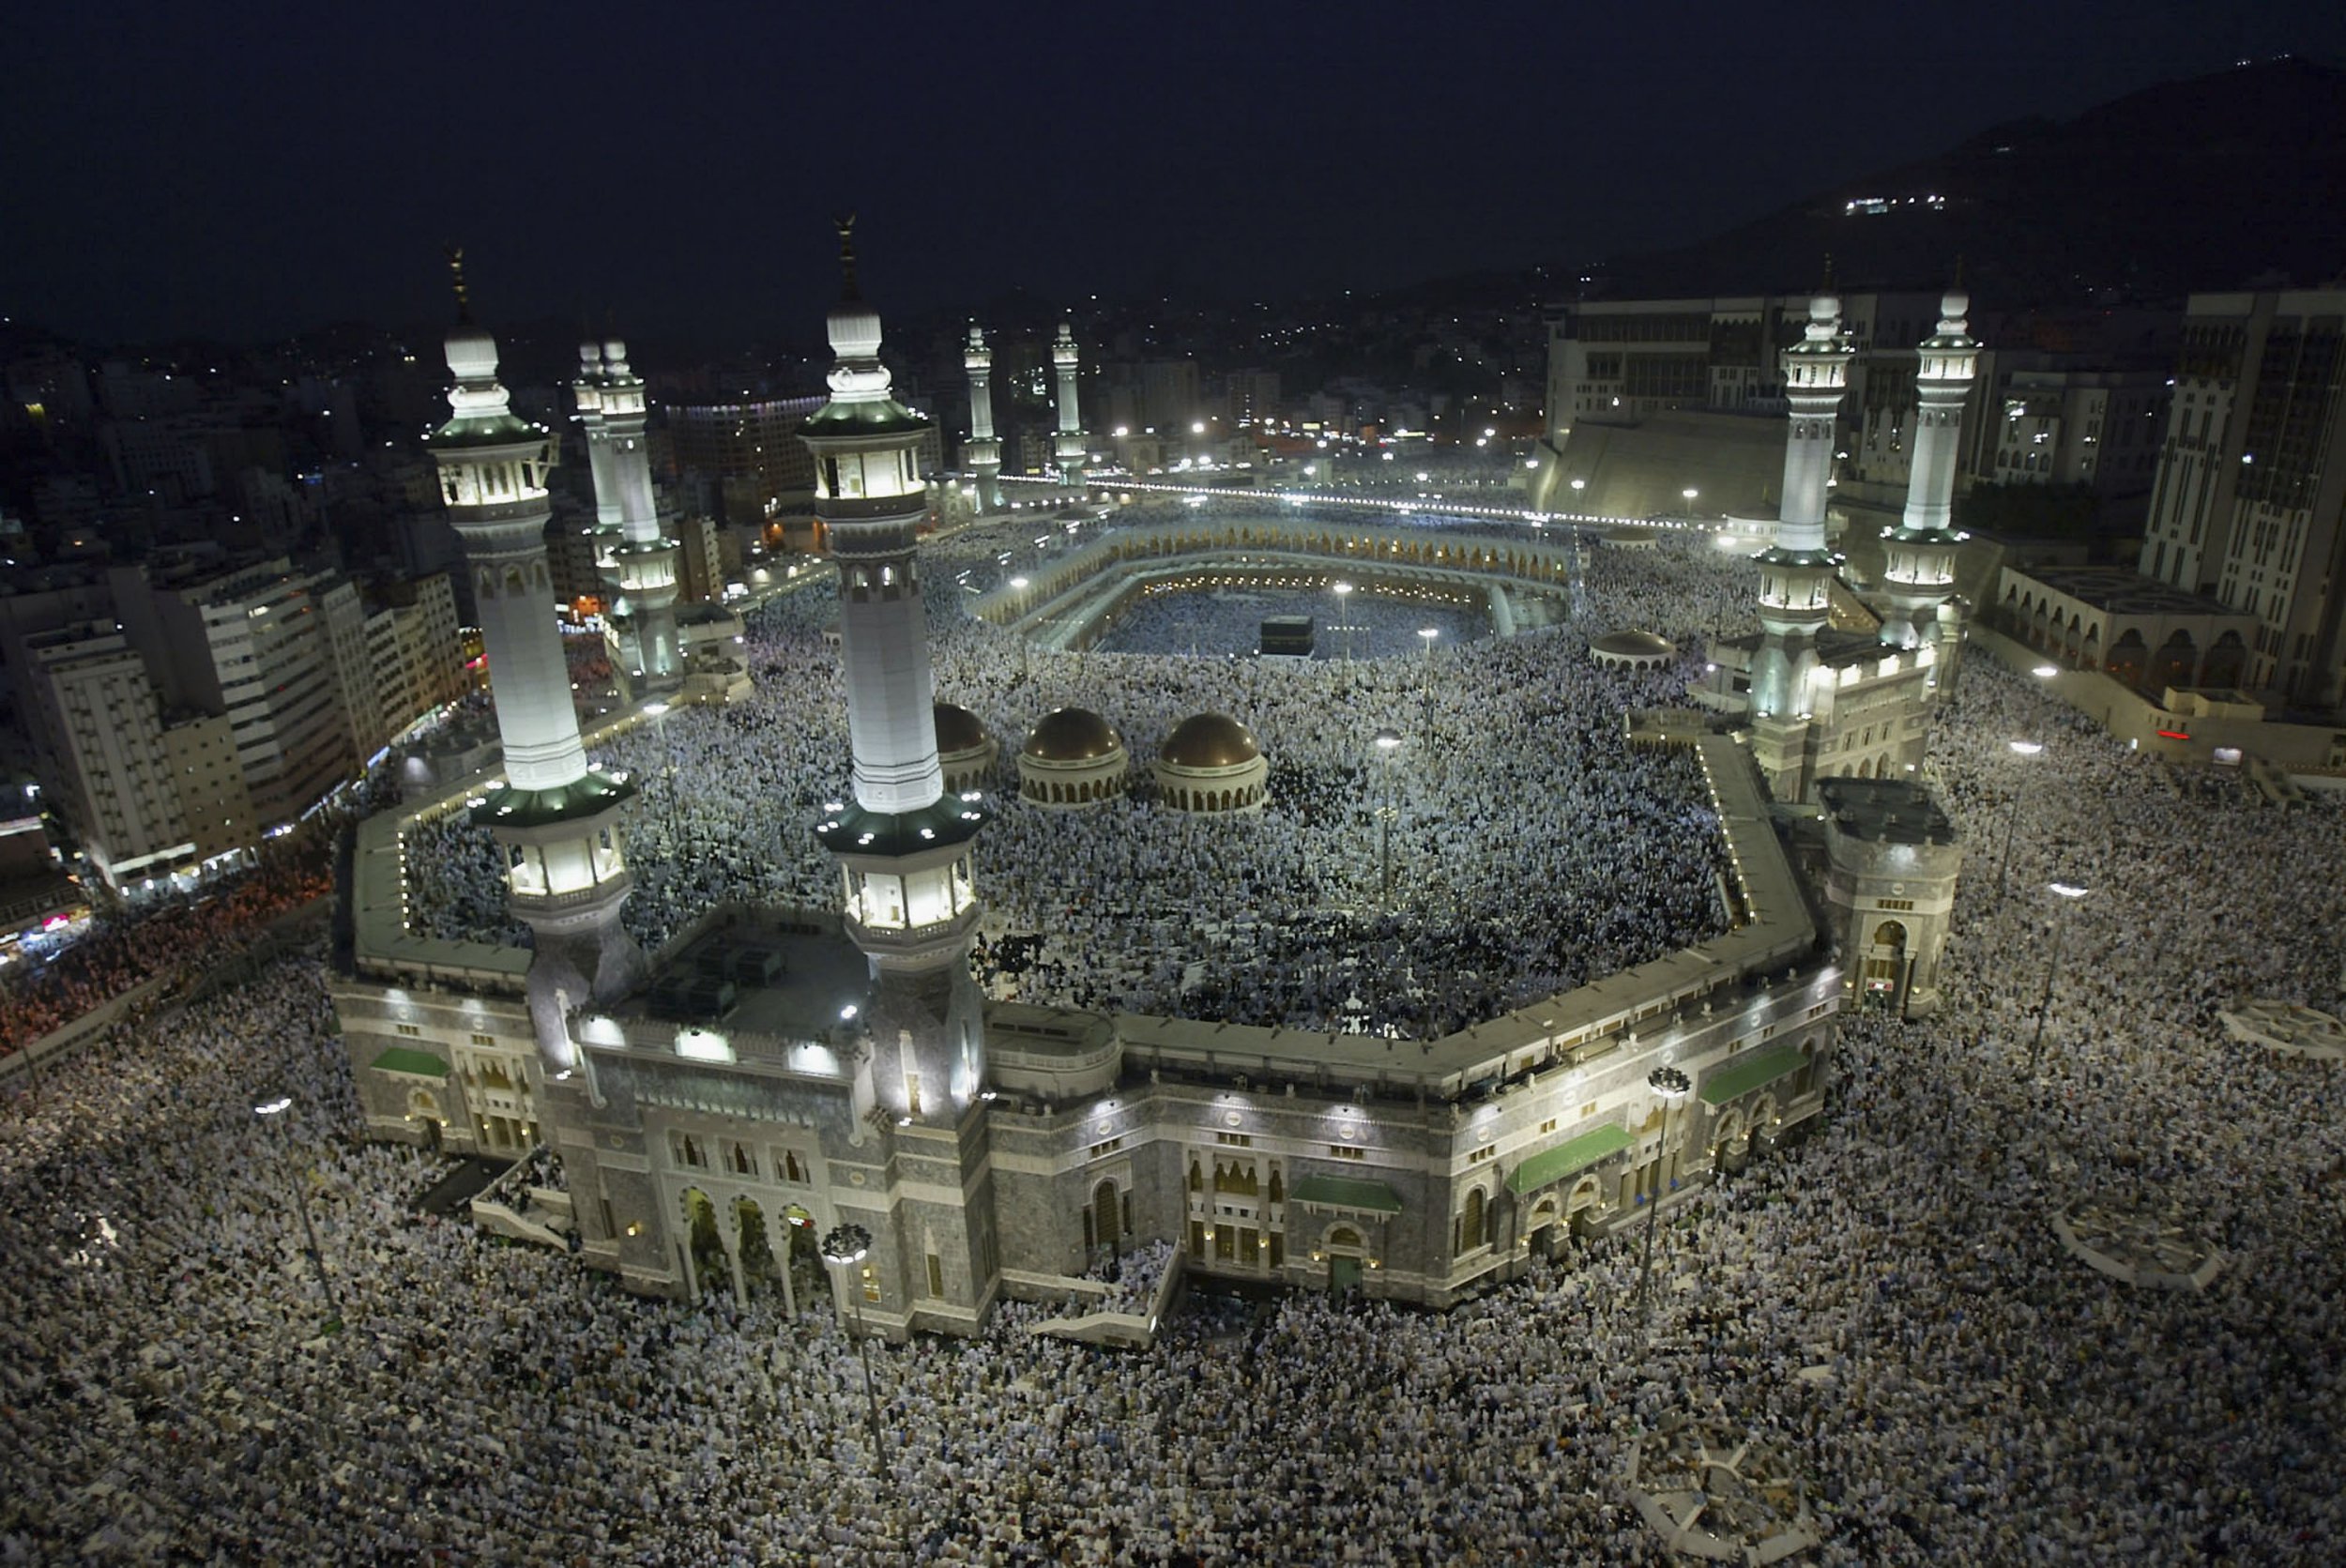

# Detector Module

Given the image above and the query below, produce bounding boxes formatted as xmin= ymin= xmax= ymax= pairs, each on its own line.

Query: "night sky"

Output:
xmin=7 ymin=0 xmax=2342 ymax=347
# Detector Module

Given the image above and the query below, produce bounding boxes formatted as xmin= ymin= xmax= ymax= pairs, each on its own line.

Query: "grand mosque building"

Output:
xmin=330 ymin=240 xmax=1973 ymax=1338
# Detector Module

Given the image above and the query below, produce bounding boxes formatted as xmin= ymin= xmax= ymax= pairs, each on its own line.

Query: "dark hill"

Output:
xmin=1608 ymin=57 xmax=2346 ymax=302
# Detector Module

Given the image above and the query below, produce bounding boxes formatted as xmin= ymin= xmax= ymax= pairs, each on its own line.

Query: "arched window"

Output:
xmin=1457 ymin=1187 xmax=1487 ymax=1256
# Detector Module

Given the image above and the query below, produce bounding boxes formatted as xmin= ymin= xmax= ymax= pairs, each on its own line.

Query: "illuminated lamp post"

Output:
xmin=1332 ymin=581 xmax=1354 ymax=662
xmin=820 ymin=1221 xmax=888 ymax=1469
xmin=1633 ymin=1065 xmax=1692 ymax=1335
xmin=1995 ymin=739 xmax=2043 ymax=902
xmin=253 ymin=1094 xmax=342 ymax=1327
xmin=2025 ymin=881 xmax=2092 ymax=1082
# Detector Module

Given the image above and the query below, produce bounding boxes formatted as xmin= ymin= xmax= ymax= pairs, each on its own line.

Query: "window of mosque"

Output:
xmin=1215 ymin=1132 xmax=1252 ymax=1147
xmin=1328 ymin=1145 xmax=1365 ymax=1161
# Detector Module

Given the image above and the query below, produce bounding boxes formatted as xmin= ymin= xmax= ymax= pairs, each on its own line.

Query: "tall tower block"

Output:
xmin=801 ymin=221 xmax=994 ymax=1326
xmin=1750 ymin=293 xmax=1853 ymax=723
xmin=964 ymin=325 xmax=1004 ymax=513
xmin=1051 ymin=322 xmax=1088 ymax=488
xmin=591 ymin=338 xmax=683 ymax=695
xmin=1880 ymin=290 xmax=1980 ymax=680
xmin=428 ymin=260 xmax=643 ymax=1065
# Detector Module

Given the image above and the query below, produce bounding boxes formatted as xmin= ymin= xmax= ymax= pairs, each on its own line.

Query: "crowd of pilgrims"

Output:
xmin=0 ymin=843 xmax=334 ymax=1056
xmin=402 ymin=512 xmax=1755 ymax=1036
xmin=3 ymin=637 xmax=2344 ymax=1561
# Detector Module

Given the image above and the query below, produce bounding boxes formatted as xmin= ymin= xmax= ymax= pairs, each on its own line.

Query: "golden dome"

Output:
xmin=1023 ymin=708 xmax=1122 ymax=762
xmin=934 ymin=702 xmax=987 ymax=755
xmin=1592 ymin=630 xmax=1674 ymax=657
xmin=1159 ymin=712 xmax=1261 ymax=770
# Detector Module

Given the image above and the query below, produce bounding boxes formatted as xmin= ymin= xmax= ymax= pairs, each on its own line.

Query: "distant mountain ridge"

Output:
xmin=1603 ymin=57 xmax=2346 ymax=303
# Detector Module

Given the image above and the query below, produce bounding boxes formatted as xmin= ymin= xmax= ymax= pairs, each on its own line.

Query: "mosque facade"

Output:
xmin=329 ymin=250 xmax=1973 ymax=1338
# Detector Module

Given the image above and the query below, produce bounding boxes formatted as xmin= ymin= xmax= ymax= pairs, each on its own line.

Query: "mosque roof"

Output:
xmin=1023 ymin=708 xmax=1123 ymax=763
xmin=1592 ymin=630 xmax=1674 ymax=657
xmin=468 ymin=768 xmax=636 ymax=830
xmin=815 ymin=795 xmax=986 ymax=857
xmin=934 ymin=702 xmax=988 ymax=755
xmin=800 ymin=395 xmax=931 ymax=439
xmin=1158 ymin=712 xmax=1261 ymax=771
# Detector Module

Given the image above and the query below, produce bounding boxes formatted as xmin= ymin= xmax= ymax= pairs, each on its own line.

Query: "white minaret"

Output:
xmin=429 ymin=254 xmax=642 ymax=1064
xmin=590 ymin=337 xmax=683 ymax=694
xmin=1879 ymin=288 xmax=1979 ymax=670
xmin=571 ymin=343 xmax=623 ymax=533
xmin=803 ymin=219 xmax=992 ymax=1326
xmin=1749 ymin=291 xmax=1853 ymax=724
xmin=964 ymin=324 xmax=1003 ymax=512
xmin=1051 ymin=321 xmax=1088 ymax=488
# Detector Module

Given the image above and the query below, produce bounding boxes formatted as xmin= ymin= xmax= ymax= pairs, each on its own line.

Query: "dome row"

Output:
xmin=930 ymin=703 xmax=1266 ymax=814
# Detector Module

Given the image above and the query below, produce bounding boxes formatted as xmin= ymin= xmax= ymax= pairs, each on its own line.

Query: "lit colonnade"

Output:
xmin=575 ymin=338 xmax=683 ymax=695
xmin=963 ymin=324 xmax=1004 ymax=512
xmin=1878 ymin=289 xmax=1981 ymax=684
xmin=428 ymin=258 xmax=643 ymax=1067
xmin=1052 ymin=321 xmax=1089 ymax=488
xmin=804 ymin=221 xmax=997 ymax=1323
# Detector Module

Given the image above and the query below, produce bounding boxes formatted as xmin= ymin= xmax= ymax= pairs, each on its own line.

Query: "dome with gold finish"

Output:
xmin=1022 ymin=708 xmax=1123 ymax=763
xmin=1153 ymin=712 xmax=1268 ymax=814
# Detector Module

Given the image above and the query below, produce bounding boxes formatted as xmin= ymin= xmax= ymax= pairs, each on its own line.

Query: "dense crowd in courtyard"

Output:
xmin=4 ymin=634 xmax=2344 ymax=1561
xmin=402 ymin=517 xmax=1754 ymax=1034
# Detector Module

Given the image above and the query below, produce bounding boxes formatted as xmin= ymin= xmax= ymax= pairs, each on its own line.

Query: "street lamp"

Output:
xmin=253 ymin=1094 xmax=341 ymax=1327
xmin=1682 ymin=487 xmax=1699 ymax=516
xmin=1332 ymin=581 xmax=1354 ymax=662
xmin=1634 ymin=1065 xmax=1692 ymax=1332
xmin=1417 ymin=626 xmax=1439 ymax=701
xmin=2033 ymin=664 xmax=2059 ymax=680
xmin=1996 ymin=739 xmax=2043 ymax=901
xmin=820 ymin=1222 xmax=887 ymax=1469
xmin=1372 ymin=728 xmax=1402 ymax=906
xmin=2025 ymin=882 xmax=2092 ymax=1081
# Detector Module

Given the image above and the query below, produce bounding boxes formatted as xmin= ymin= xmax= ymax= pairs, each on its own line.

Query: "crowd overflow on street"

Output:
xmin=3 ymin=500 xmax=2344 ymax=1563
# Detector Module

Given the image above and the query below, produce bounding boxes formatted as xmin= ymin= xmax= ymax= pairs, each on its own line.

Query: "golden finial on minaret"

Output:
xmin=447 ymin=244 xmax=472 ymax=324
xmin=834 ymin=214 xmax=860 ymax=300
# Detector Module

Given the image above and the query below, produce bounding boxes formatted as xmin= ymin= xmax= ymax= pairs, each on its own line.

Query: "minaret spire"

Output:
xmin=1052 ymin=321 xmax=1089 ymax=490
xmin=573 ymin=328 xmax=683 ymax=696
xmin=964 ymin=323 xmax=1004 ymax=513
xmin=1746 ymin=289 xmax=1852 ymax=778
xmin=428 ymin=270 xmax=643 ymax=1064
xmin=834 ymin=213 xmax=861 ymax=300
xmin=800 ymin=223 xmax=994 ymax=1326
xmin=1878 ymin=283 xmax=1982 ymax=673
xmin=447 ymin=244 xmax=472 ymax=325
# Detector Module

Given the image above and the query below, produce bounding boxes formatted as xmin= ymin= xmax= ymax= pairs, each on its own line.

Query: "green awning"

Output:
xmin=1289 ymin=1175 xmax=1404 ymax=1215
xmin=370 ymin=1046 xmax=450 ymax=1079
xmin=1699 ymin=1044 xmax=1805 ymax=1106
xmin=1507 ymin=1122 xmax=1633 ymax=1195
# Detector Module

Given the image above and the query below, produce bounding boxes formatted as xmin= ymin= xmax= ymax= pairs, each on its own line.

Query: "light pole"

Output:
xmin=1995 ymin=739 xmax=2043 ymax=902
xmin=252 ymin=1094 xmax=341 ymax=1327
xmin=643 ymin=700 xmax=673 ymax=829
xmin=2025 ymin=882 xmax=2092 ymax=1082
xmin=820 ymin=1221 xmax=887 ymax=1469
xmin=1417 ymin=626 xmax=1439 ymax=703
xmin=1332 ymin=580 xmax=1354 ymax=662
xmin=1373 ymin=728 xmax=1402 ymax=908
xmin=1682 ymin=486 xmax=1699 ymax=520
xmin=1633 ymin=1065 xmax=1692 ymax=1334
xmin=1008 ymin=576 xmax=1031 ymax=677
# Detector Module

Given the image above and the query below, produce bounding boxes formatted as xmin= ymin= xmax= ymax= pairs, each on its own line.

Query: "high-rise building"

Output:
xmin=2136 ymin=289 xmax=2346 ymax=708
xmin=109 ymin=556 xmax=355 ymax=830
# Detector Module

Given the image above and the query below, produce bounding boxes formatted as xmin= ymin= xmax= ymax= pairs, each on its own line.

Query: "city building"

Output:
xmin=108 ymin=556 xmax=355 ymax=830
xmin=2135 ymin=288 xmax=2346 ymax=709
